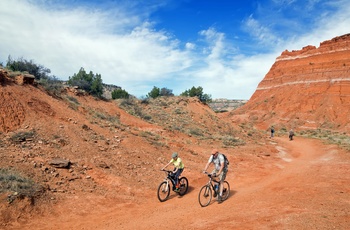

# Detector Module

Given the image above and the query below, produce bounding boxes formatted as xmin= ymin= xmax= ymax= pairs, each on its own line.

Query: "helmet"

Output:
xmin=172 ymin=152 xmax=178 ymax=158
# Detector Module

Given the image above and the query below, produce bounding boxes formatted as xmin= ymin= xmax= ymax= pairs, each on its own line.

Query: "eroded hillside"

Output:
xmin=230 ymin=33 xmax=350 ymax=132
xmin=0 ymin=68 xmax=270 ymax=227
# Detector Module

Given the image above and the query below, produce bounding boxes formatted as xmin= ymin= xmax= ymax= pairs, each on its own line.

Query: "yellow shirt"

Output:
xmin=170 ymin=157 xmax=184 ymax=169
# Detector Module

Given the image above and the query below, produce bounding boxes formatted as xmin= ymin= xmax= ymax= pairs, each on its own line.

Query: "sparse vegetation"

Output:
xmin=188 ymin=128 xmax=203 ymax=137
xmin=39 ymin=76 xmax=64 ymax=97
xmin=9 ymin=130 xmax=36 ymax=144
xmin=221 ymin=135 xmax=246 ymax=146
xmin=147 ymin=86 xmax=174 ymax=98
xmin=0 ymin=168 xmax=43 ymax=203
xmin=298 ymin=129 xmax=350 ymax=150
xmin=6 ymin=55 xmax=51 ymax=80
xmin=67 ymin=96 xmax=80 ymax=105
xmin=66 ymin=95 xmax=80 ymax=110
xmin=117 ymin=98 xmax=152 ymax=121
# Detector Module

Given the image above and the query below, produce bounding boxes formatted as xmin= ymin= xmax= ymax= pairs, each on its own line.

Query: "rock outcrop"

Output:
xmin=209 ymin=99 xmax=247 ymax=112
xmin=232 ymin=33 xmax=350 ymax=131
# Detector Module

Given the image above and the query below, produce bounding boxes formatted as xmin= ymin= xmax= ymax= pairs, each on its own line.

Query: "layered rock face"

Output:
xmin=233 ymin=34 xmax=350 ymax=131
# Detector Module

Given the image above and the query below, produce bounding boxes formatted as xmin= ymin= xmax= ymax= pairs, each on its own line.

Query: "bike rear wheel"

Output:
xmin=157 ymin=181 xmax=170 ymax=202
xmin=178 ymin=177 xmax=189 ymax=196
xmin=198 ymin=185 xmax=212 ymax=207
xmin=221 ymin=181 xmax=230 ymax=201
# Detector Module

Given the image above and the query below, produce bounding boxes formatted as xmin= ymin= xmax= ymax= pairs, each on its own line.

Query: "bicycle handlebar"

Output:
xmin=203 ymin=171 xmax=220 ymax=183
xmin=203 ymin=171 xmax=214 ymax=177
xmin=160 ymin=169 xmax=172 ymax=172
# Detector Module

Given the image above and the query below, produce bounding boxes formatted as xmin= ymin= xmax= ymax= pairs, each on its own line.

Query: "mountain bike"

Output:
xmin=198 ymin=172 xmax=230 ymax=207
xmin=157 ymin=169 xmax=189 ymax=202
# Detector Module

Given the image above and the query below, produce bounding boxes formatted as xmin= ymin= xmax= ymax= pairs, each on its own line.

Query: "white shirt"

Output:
xmin=208 ymin=153 xmax=225 ymax=171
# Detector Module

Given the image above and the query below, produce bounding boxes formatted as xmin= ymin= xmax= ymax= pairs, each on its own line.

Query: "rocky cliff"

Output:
xmin=209 ymin=99 xmax=247 ymax=112
xmin=231 ymin=33 xmax=350 ymax=131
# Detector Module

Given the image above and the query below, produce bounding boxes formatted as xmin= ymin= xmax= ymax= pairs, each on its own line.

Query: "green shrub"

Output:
xmin=112 ymin=88 xmax=129 ymax=99
xmin=68 ymin=67 xmax=103 ymax=98
xmin=147 ymin=86 xmax=160 ymax=98
xmin=180 ymin=86 xmax=211 ymax=103
xmin=6 ymin=56 xmax=51 ymax=80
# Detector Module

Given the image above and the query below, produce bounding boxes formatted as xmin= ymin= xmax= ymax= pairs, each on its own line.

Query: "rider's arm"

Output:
xmin=217 ymin=162 xmax=224 ymax=175
xmin=203 ymin=161 xmax=211 ymax=172
xmin=161 ymin=161 xmax=171 ymax=170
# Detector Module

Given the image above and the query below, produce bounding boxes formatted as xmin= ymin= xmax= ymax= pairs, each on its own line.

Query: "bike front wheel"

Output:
xmin=198 ymin=185 xmax=212 ymax=207
xmin=157 ymin=181 xmax=170 ymax=202
xmin=221 ymin=181 xmax=230 ymax=201
xmin=178 ymin=177 xmax=189 ymax=196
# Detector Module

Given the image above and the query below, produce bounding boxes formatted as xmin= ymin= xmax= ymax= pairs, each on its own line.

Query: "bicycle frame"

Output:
xmin=205 ymin=173 xmax=220 ymax=193
xmin=162 ymin=170 xmax=176 ymax=188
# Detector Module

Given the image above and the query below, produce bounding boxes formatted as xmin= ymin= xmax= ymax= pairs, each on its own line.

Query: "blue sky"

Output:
xmin=0 ymin=0 xmax=349 ymax=99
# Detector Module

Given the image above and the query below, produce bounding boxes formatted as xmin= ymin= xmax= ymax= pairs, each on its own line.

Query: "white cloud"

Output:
xmin=185 ymin=42 xmax=196 ymax=50
xmin=0 ymin=0 xmax=191 ymax=91
xmin=0 ymin=0 xmax=349 ymax=100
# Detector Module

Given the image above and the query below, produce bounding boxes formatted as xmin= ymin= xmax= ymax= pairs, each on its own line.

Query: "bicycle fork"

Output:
xmin=163 ymin=179 xmax=170 ymax=192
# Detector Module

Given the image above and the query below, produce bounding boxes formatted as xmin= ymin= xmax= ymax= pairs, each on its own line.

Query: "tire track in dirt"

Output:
xmin=77 ymin=137 xmax=349 ymax=230
xmin=15 ymin=137 xmax=350 ymax=230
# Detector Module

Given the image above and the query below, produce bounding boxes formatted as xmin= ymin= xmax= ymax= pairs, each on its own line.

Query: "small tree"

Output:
xmin=181 ymin=86 xmax=211 ymax=103
xmin=147 ymin=86 xmax=160 ymax=98
xmin=68 ymin=67 xmax=103 ymax=97
xmin=160 ymin=87 xmax=174 ymax=97
xmin=112 ymin=88 xmax=129 ymax=99
xmin=90 ymin=74 xmax=103 ymax=97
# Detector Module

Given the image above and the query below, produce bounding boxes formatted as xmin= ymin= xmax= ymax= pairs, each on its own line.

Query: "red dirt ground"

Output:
xmin=7 ymin=136 xmax=350 ymax=230
xmin=0 ymin=71 xmax=349 ymax=229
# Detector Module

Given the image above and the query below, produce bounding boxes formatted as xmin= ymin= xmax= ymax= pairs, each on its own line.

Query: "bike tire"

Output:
xmin=198 ymin=185 xmax=212 ymax=207
xmin=222 ymin=181 xmax=230 ymax=201
xmin=157 ymin=181 xmax=170 ymax=202
xmin=178 ymin=177 xmax=189 ymax=196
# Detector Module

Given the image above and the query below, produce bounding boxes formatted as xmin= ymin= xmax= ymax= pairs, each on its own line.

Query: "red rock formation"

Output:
xmin=232 ymin=33 xmax=350 ymax=131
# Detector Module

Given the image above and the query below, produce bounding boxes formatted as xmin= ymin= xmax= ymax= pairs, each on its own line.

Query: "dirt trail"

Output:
xmin=14 ymin=137 xmax=350 ymax=230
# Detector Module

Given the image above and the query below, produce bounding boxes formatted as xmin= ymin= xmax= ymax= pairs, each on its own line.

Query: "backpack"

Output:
xmin=222 ymin=153 xmax=229 ymax=166
xmin=214 ymin=153 xmax=229 ymax=167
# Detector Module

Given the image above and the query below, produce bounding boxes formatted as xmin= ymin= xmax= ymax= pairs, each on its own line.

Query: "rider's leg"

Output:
xmin=218 ymin=168 xmax=228 ymax=199
xmin=174 ymin=168 xmax=183 ymax=188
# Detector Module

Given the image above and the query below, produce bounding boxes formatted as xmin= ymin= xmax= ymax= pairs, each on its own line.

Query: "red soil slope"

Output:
xmin=231 ymin=33 xmax=350 ymax=132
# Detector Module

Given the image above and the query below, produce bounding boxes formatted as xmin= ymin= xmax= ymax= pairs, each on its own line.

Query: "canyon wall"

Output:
xmin=232 ymin=33 xmax=350 ymax=131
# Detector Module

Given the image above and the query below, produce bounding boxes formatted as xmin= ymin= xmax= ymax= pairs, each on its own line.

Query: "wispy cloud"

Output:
xmin=0 ymin=0 xmax=349 ymax=99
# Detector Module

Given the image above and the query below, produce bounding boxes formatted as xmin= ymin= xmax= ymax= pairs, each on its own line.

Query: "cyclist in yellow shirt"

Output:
xmin=162 ymin=152 xmax=185 ymax=192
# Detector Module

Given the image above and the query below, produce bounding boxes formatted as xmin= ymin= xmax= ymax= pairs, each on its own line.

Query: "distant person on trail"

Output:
xmin=203 ymin=149 xmax=228 ymax=203
xmin=271 ymin=126 xmax=275 ymax=138
xmin=289 ymin=129 xmax=295 ymax=141
xmin=161 ymin=152 xmax=184 ymax=192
